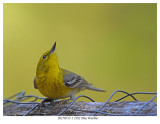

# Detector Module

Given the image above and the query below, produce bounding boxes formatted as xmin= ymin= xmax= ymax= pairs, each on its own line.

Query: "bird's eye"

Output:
xmin=43 ymin=55 xmax=47 ymax=59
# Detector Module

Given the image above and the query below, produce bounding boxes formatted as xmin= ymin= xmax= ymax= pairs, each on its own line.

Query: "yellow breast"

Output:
xmin=36 ymin=73 xmax=74 ymax=99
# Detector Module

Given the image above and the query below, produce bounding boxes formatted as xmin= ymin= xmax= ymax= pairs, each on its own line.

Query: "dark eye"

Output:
xmin=43 ymin=55 xmax=47 ymax=59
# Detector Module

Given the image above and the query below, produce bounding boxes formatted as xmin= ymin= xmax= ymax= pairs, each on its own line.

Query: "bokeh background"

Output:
xmin=3 ymin=3 xmax=157 ymax=102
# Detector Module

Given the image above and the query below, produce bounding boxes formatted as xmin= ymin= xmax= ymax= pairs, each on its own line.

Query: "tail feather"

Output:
xmin=86 ymin=86 xmax=106 ymax=92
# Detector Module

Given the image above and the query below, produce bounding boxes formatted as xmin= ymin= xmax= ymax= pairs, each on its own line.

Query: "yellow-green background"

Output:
xmin=3 ymin=3 xmax=157 ymax=102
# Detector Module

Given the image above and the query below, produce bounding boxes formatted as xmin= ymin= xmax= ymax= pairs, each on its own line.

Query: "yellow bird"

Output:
xmin=34 ymin=42 xmax=106 ymax=100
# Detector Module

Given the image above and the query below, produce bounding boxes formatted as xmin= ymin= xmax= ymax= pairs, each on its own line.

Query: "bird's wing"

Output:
xmin=34 ymin=77 xmax=38 ymax=89
xmin=60 ymin=68 xmax=92 ymax=88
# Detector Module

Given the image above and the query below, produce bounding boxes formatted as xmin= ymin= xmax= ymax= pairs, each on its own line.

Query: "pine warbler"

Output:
xmin=34 ymin=42 xmax=106 ymax=100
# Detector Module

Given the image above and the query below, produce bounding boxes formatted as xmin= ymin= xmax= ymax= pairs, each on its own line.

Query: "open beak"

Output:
xmin=50 ymin=42 xmax=56 ymax=54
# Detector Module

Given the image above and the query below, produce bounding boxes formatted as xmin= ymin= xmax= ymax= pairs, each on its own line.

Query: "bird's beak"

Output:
xmin=50 ymin=42 xmax=56 ymax=54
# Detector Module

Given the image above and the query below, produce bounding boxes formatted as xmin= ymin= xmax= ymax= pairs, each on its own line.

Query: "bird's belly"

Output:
xmin=37 ymin=78 xmax=74 ymax=99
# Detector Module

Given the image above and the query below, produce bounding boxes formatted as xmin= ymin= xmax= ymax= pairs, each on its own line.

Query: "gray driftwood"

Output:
xmin=3 ymin=101 xmax=157 ymax=116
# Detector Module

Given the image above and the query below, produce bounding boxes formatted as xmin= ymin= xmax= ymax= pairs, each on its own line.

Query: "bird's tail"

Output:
xmin=86 ymin=86 xmax=106 ymax=92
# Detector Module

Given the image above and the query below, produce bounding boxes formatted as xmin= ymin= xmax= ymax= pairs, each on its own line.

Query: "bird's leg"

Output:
xmin=40 ymin=98 xmax=54 ymax=106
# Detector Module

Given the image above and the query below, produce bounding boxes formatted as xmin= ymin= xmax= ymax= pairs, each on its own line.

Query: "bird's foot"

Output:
xmin=40 ymin=98 xmax=54 ymax=106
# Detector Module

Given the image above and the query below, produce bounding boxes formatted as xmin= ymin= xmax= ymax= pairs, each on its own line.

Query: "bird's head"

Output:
xmin=36 ymin=42 xmax=59 ymax=76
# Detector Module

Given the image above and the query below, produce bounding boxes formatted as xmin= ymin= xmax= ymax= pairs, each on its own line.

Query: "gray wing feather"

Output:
xmin=61 ymin=69 xmax=92 ymax=88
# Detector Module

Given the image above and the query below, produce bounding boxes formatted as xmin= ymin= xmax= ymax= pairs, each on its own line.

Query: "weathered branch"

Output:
xmin=3 ymin=101 xmax=157 ymax=116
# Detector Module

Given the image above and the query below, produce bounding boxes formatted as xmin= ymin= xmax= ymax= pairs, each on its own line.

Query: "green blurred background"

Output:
xmin=3 ymin=3 xmax=157 ymax=102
